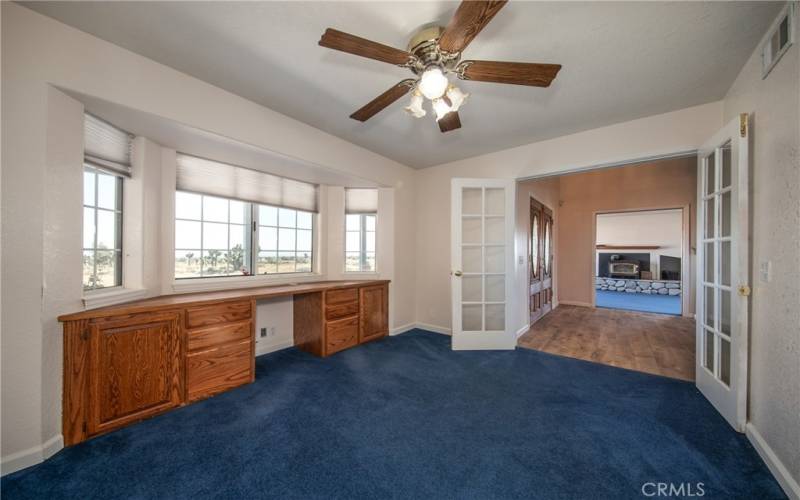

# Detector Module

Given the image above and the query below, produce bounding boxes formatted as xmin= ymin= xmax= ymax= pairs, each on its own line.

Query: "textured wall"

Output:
xmin=556 ymin=159 xmax=697 ymax=312
xmin=722 ymin=6 xmax=800 ymax=488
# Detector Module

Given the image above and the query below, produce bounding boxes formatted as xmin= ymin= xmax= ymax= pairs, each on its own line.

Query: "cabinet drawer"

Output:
xmin=188 ymin=320 xmax=251 ymax=352
xmin=325 ymin=301 xmax=359 ymax=321
xmin=325 ymin=287 xmax=358 ymax=306
xmin=185 ymin=301 xmax=251 ymax=329
xmin=187 ymin=340 xmax=252 ymax=402
xmin=325 ymin=316 xmax=358 ymax=355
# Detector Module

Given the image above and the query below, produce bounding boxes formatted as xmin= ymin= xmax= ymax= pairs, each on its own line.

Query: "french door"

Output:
xmin=696 ymin=115 xmax=749 ymax=431
xmin=451 ymin=178 xmax=516 ymax=350
xmin=530 ymin=198 xmax=554 ymax=324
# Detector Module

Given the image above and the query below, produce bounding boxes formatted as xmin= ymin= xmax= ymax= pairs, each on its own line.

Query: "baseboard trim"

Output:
xmin=516 ymin=324 xmax=530 ymax=338
xmin=746 ymin=423 xmax=800 ymax=500
xmin=255 ymin=338 xmax=294 ymax=357
xmin=1 ymin=434 xmax=63 ymax=476
xmin=414 ymin=322 xmax=451 ymax=335
xmin=558 ymin=300 xmax=593 ymax=308
xmin=390 ymin=323 xmax=416 ymax=336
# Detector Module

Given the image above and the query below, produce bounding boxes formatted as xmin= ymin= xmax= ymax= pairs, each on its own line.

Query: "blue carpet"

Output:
xmin=2 ymin=330 xmax=783 ymax=499
xmin=597 ymin=289 xmax=682 ymax=315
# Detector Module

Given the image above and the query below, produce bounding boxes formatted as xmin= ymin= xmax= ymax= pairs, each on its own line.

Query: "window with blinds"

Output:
xmin=82 ymin=114 xmax=131 ymax=291
xmin=176 ymin=154 xmax=318 ymax=213
xmin=174 ymin=154 xmax=318 ymax=279
xmin=84 ymin=114 xmax=133 ymax=177
xmin=345 ymin=188 xmax=378 ymax=272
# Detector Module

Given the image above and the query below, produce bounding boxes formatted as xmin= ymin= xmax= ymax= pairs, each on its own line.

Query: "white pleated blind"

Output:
xmin=84 ymin=114 xmax=133 ymax=177
xmin=345 ymin=188 xmax=378 ymax=213
xmin=176 ymin=154 xmax=319 ymax=213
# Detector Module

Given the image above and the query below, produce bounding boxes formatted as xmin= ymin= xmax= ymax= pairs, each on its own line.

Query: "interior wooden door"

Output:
xmin=530 ymin=198 xmax=554 ymax=324
xmin=88 ymin=311 xmax=183 ymax=436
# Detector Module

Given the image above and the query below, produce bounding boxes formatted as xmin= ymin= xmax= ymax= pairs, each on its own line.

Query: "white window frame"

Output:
xmin=344 ymin=212 xmax=377 ymax=274
xmin=82 ymin=164 xmax=124 ymax=293
xmin=173 ymin=191 xmax=319 ymax=284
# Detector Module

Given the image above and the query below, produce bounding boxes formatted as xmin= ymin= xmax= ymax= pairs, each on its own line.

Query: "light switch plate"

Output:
xmin=760 ymin=261 xmax=771 ymax=283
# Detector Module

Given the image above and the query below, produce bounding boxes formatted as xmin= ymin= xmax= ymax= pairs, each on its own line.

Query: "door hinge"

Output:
xmin=738 ymin=285 xmax=751 ymax=297
xmin=739 ymin=113 xmax=748 ymax=138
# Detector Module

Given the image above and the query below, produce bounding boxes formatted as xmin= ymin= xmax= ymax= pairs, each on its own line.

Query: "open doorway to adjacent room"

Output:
xmin=517 ymin=157 xmax=697 ymax=381
xmin=594 ymin=208 xmax=686 ymax=316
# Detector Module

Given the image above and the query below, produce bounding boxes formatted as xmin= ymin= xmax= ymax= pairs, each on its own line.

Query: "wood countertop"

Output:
xmin=59 ymin=280 xmax=390 ymax=322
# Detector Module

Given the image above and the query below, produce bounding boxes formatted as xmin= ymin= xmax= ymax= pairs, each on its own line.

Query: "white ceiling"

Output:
xmin=22 ymin=1 xmax=781 ymax=168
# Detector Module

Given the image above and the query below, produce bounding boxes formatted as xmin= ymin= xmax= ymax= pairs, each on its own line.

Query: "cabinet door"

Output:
xmin=88 ymin=311 xmax=183 ymax=435
xmin=359 ymin=284 xmax=388 ymax=342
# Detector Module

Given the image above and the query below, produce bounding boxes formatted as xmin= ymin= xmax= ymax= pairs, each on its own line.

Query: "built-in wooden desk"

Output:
xmin=58 ymin=280 xmax=389 ymax=445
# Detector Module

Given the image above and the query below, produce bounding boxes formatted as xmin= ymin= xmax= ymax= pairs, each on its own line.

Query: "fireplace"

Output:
xmin=609 ymin=260 xmax=639 ymax=278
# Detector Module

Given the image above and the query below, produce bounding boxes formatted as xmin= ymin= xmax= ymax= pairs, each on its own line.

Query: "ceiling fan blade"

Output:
xmin=437 ymin=0 xmax=508 ymax=54
xmin=438 ymin=111 xmax=462 ymax=133
xmin=457 ymin=60 xmax=562 ymax=87
xmin=319 ymin=28 xmax=413 ymax=66
xmin=350 ymin=80 xmax=415 ymax=122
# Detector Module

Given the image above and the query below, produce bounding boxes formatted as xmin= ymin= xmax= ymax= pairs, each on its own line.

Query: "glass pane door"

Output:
xmin=460 ymin=187 xmax=506 ymax=332
xmin=700 ymin=142 xmax=733 ymax=386
xmin=451 ymin=178 xmax=516 ymax=350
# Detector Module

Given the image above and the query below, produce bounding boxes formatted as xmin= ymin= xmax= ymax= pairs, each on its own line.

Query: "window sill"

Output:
xmin=83 ymin=288 xmax=148 ymax=309
xmin=172 ymin=273 xmax=323 ymax=294
xmin=343 ymin=271 xmax=380 ymax=277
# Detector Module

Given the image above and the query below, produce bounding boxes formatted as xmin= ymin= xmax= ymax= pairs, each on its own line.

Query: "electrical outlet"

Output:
xmin=269 ymin=327 xmax=276 ymax=337
xmin=260 ymin=327 xmax=267 ymax=338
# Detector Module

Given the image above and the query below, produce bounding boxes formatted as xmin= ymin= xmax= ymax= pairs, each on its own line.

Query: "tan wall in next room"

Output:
xmin=556 ymin=157 xmax=697 ymax=312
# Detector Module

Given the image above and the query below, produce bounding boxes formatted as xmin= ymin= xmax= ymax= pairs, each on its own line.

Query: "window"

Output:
xmin=82 ymin=114 xmax=131 ymax=291
xmin=256 ymin=205 xmax=314 ymax=274
xmin=345 ymin=214 xmax=376 ymax=272
xmin=83 ymin=166 xmax=123 ymax=290
xmin=174 ymin=194 xmax=315 ymax=279
xmin=174 ymin=192 xmax=252 ymax=278
xmin=174 ymin=154 xmax=319 ymax=280
xmin=344 ymin=188 xmax=378 ymax=273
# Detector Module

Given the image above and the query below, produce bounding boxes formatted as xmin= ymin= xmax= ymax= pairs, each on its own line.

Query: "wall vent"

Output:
xmin=761 ymin=3 xmax=795 ymax=79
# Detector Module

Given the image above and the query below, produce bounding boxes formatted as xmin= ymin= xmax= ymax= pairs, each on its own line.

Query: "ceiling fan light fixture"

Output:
xmin=418 ymin=66 xmax=449 ymax=100
xmin=404 ymin=90 xmax=427 ymax=118
xmin=432 ymin=97 xmax=453 ymax=121
xmin=446 ymin=85 xmax=469 ymax=112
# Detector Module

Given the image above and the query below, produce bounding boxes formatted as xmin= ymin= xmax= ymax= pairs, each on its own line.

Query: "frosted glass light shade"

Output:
xmin=418 ymin=67 xmax=449 ymax=100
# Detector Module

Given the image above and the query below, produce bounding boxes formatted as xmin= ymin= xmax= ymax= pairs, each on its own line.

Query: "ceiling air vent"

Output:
xmin=761 ymin=3 xmax=795 ymax=79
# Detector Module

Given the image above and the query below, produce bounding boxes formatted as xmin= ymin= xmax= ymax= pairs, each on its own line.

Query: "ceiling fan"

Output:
xmin=318 ymin=0 xmax=561 ymax=133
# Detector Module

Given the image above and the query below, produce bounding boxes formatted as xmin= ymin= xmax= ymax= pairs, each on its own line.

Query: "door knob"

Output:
xmin=453 ymin=270 xmax=463 ymax=277
xmin=738 ymin=285 xmax=751 ymax=296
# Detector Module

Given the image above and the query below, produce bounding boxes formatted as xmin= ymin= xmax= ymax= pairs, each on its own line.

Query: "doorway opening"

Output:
xmin=594 ymin=208 xmax=685 ymax=316
xmin=516 ymin=157 xmax=697 ymax=381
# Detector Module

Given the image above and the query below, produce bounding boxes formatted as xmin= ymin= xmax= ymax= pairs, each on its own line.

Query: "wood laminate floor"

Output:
xmin=518 ymin=305 xmax=696 ymax=381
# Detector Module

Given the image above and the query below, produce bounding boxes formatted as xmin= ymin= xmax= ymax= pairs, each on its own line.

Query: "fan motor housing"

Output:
xmin=406 ymin=24 xmax=460 ymax=74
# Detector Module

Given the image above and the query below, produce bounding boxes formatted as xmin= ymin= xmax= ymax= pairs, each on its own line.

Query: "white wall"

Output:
xmin=721 ymin=4 xmax=800 ymax=493
xmin=0 ymin=2 xmax=417 ymax=473
xmin=595 ymin=209 xmax=683 ymax=277
xmin=255 ymin=298 xmax=294 ymax=356
xmin=414 ymin=102 xmax=723 ymax=333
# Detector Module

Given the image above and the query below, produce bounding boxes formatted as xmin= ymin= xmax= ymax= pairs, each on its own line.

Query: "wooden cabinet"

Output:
xmin=88 ymin=311 xmax=183 ymax=436
xmin=359 ymin=284 xmax=388 ymax=343
xmin=294 ymin=282 xmax=389 ymax=357
xmin=60 ymin=280 xmax=388 ymax=445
